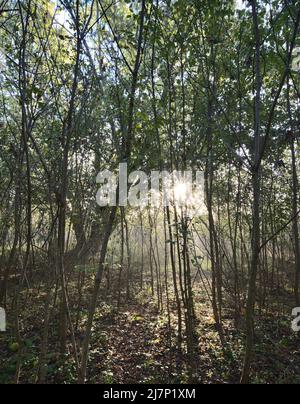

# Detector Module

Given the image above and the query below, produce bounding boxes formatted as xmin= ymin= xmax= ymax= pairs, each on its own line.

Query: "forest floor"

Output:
xmin=0 ymin=280 xmax=299 ymax=384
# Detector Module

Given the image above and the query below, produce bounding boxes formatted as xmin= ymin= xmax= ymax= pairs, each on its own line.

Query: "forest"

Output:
xmin=0 ymin=0 xmax=300 ymax=386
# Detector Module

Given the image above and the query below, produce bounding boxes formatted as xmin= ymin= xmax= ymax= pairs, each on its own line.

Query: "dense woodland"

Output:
xmin=0 ymin=0 xmax=300 ymax=385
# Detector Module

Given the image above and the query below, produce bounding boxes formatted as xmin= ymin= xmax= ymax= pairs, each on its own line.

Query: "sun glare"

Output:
xmin=174 ymin=182 xmax=188 ymax=202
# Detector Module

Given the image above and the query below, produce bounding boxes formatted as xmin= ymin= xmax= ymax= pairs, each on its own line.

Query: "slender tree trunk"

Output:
xmin=79 ymin=1 xmax=146 ymax=383
xmin=241 ymin=0 xmax=262 ymax=384
xmin=287 ymin=60 xmax=300 ymax=306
